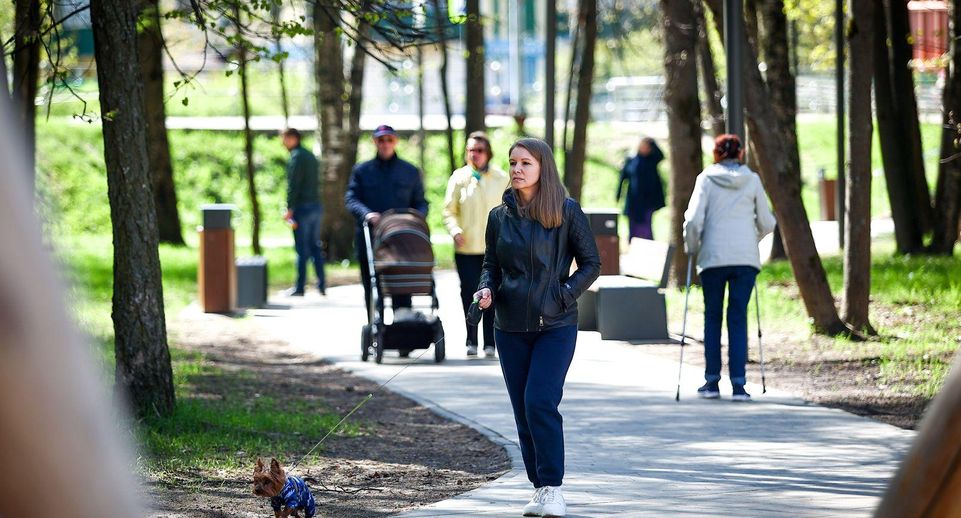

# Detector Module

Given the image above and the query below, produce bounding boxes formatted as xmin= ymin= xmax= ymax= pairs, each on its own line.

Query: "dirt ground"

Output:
xmin=147 ymin=307 xmax=510 ymax=518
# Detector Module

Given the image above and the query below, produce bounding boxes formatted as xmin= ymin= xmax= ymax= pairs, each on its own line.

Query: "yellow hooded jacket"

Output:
xmin=443 ymin=164 xmax=510 ymax=255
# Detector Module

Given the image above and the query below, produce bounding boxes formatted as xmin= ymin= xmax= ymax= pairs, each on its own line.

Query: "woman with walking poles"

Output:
xmin=473 ymin=138 xmax=601 ymax=517
xmin=443 ymin=131 xmax=509 ymax=358
xmin=683 ymin=134 xmax=776 ymax=401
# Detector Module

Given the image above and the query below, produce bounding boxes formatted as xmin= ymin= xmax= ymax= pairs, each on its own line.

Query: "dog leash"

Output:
xmin=286 ymin=334 xmax=447 ymax=473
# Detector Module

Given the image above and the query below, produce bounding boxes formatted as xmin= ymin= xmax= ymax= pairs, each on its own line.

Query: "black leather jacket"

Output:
xmin=478 ymin=190 xmax=601 ymax=332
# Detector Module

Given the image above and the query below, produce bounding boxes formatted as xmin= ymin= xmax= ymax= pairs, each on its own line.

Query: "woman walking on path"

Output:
xmin=474 ymin=138 xmax=601 ymax=517
xmin=683 ymin=134 xmax=776 ymax=401
xmin=443 ymin=132 xmax=509 ymax=358
xmin=616 ymin=137 xmax=666 ymax=240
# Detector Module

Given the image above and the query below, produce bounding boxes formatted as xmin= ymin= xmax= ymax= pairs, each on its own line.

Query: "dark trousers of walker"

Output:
xmin=292 ymin=203 xmax=326 ymax=293
xmin=495 ymin=325 xmax=577 ymax=488
xmin=700 ymin=265 xmax=758 ymax=387
xmin=357 ymin=231 xmax=411 ymax=314
xmin=454 ymin=253 xmax=495 ymax=348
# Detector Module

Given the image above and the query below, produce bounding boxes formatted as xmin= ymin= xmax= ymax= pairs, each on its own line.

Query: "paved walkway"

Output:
xmin=252 ymin=272 xmax=913 ymax=517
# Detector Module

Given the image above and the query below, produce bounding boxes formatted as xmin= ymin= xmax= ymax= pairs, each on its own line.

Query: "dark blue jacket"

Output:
xmin=345 ymin=154 xmax=428 ymax=231
xmin=616 ymin=142 xmax=666 ymax=222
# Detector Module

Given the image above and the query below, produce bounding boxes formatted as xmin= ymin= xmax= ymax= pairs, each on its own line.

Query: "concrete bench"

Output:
xmin=577 ymin=238 xmax=674 ymax=341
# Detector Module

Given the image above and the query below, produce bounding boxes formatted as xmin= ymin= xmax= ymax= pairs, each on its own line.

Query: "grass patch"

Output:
xmin=56 ymin=233 xmax=362 ymax=481
xmin=140 ymin=348 xmax=358 ymax=478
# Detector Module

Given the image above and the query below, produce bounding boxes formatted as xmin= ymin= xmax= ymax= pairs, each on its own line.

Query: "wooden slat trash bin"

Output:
xmin=577 ymin=238 xmax=674 ymax=341
xmin=198 ymin=204 xmax=237 ymax=313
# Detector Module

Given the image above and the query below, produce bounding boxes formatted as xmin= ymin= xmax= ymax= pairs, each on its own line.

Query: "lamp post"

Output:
xmin=724 ymin=0 xmax=744 ymax=140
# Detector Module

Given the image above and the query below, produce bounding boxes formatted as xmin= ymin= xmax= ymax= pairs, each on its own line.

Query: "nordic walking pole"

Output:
xmin=754 ymin=282 xmax=767 ymax=394
xmin=675 ymin=255 xmax=694 ymax=402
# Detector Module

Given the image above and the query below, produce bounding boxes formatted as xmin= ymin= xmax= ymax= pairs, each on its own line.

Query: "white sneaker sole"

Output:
xmin=697 ymin=391 xmax=721 ymax=399
xmin=731 ymin=394 xmax=752 ymax=402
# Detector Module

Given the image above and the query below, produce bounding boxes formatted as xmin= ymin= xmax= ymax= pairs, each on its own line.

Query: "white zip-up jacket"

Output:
xmin=683 ymin=160 xmax=777 ymax=273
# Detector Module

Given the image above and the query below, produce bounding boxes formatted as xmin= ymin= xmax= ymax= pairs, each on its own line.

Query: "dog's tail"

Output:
xmin=302 ymin=476 xmax=319 ymax=486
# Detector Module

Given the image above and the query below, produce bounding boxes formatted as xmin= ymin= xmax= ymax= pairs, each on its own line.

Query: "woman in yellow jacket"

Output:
xmin=444 ymin=131 xmax=510 ymax=357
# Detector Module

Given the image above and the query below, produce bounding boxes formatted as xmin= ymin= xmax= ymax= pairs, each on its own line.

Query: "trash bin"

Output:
xmin=818 ymin=169 xmax=837 ymax=221
xmin=236 ymin=256 xmax=268 ymax=308
xmin=584 ymin=209 xmax=620 ymax=276
xmin=199 ymin=204 xmax=237 ymax=313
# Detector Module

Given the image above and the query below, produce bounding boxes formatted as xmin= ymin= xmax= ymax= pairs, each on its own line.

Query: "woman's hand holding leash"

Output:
xmin=473 ymin=288 xmax=492 ymax=309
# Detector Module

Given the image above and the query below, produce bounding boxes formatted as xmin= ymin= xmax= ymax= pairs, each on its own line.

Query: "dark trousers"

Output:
xmin=455 ymin=253 xmax=495 ymax=348
xmin=495 ymin=325 xmax=577 ymax=488
xmin=293 ymin=203 xmax=325 ymax=293
xmin=357 ymin=231 xmax=411 ymax=314
xmin=628 ymin=209 xmax=655 ymax=240
xmin=700 ymin=265 xmax=758 ymax=386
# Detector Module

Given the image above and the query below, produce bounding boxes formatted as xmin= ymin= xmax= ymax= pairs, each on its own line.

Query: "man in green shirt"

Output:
xmin=282 ymin=128 xmax=325 ymax=296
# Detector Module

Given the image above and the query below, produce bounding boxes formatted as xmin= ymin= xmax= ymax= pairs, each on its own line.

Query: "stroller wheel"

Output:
xmin=361 ymin=325 xmax=371 ymax=362
xmin=433 ymin=326 xmax=445 ymax=363
xmin=374 ymin=326 xmax=384 ymax=364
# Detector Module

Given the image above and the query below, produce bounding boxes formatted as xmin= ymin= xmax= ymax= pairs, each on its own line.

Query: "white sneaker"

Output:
xmin=540 ymin=486 xmax=566 ymax=517
xmin=522 ymin=487 xmax=545 ymax=516
xmin=484 ymin=345 xmax=496 ymax=358
xmin=466 ymin=344 xmax=478 ymax=357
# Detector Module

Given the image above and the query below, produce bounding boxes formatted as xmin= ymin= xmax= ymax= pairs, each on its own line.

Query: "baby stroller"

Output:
xmin=361 ymin=209 xmax=445 ymax=363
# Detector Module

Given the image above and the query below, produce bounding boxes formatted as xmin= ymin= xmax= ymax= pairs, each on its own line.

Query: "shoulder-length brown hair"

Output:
xmin=509 ymin=138 xmax=567 ymax=229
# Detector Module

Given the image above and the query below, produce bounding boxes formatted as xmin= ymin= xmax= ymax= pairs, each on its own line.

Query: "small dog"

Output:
xmin=252 ymin=458 xmax=317 ymax=518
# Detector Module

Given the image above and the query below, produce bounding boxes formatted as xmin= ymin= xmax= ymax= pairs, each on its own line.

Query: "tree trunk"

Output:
xmin=661 ymin=0 xmax=703 ymax=288
xmin=12 ymin=0 xmax=40 ymax=188
xmin=706 ymin=0 xmax=849 ymax=335
xmin=544 ymin=0 xmax=557 ymax=147
xmin=842 ymin=0 xmax=875 ymax=334
xmin=561 ymin=18 xmax=581 ymax=162
xmin=756 ymin=0 xmax=798 ymax=262
xmin=272 ymin=6 xmax=291 ymax=125
xmin=137 ymin=0 xmax=185 ymax=246
xmin=235 ymin=8 xmax=262 ymax=256
xmin=0 ymin=29 xmax=9 ymax=102
xmin=694 ymin=0 xmax=725 ymax=137
xmin=314 ymin=4 xmax=353 ymax=261
xmin=433 ymin=0 xmax=456 ymax=173
xmin=90 ymin=0 xmax=175 ymax=418
xmin=888 ymin=0 xmax=932 ymax=234
xmin=564 ymin=0 xmax=596 ymax=202
xmin=343 ymin=19 xmax=367 ymax=184
xmin=465 ymin=0 xmax=485 ymax=134
xmin=930 ymin=2 xmax=961 ymax=255
xmin=874 ymin=1 xmax=924 ymax=254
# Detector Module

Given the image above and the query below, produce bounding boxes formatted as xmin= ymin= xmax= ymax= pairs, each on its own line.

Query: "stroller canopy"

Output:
xmin=373 ymin=210 xmax=435 ymax=295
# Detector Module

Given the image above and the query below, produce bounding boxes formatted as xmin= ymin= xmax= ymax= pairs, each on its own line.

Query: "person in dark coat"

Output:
xmin=345 ymin=125 xmax=429 ymax=312
xmin=282 ymin=128 xmax=325 ymax=297
xmin=474 ymin=138 xmax=601 ymax=518
xmin=616 ymin=137 xmax=666 ymax=240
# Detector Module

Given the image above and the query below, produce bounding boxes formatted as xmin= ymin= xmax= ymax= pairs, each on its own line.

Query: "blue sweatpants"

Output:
xmin=700 ymin=265 xmax=758 ymax=386
xmin=495 ymin=325 xmax=577 ymax=487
